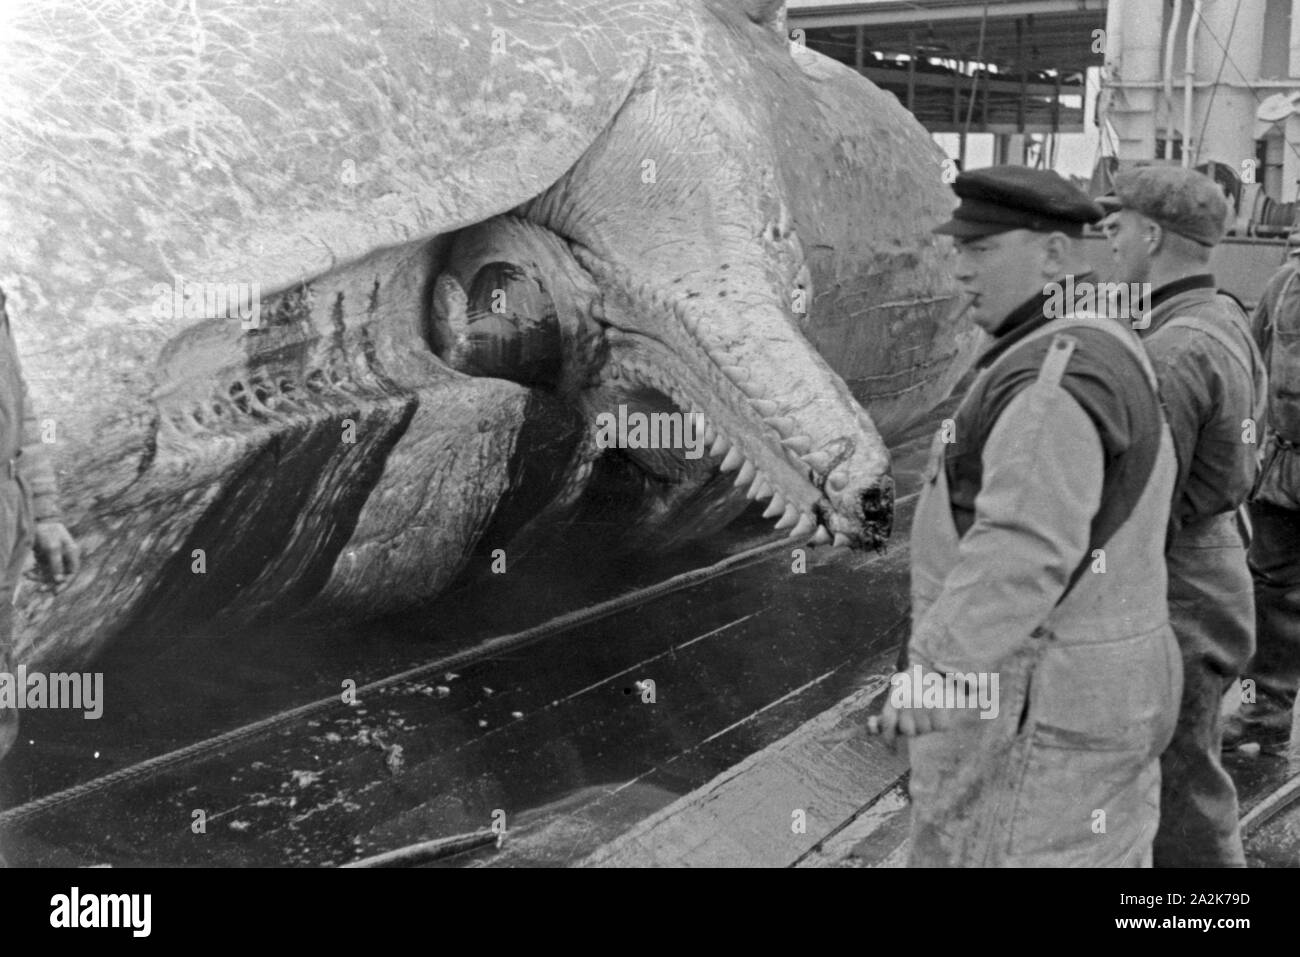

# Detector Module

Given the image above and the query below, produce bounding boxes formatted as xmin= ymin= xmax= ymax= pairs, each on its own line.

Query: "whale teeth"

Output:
xmin=763 ymin=493 xmax=786 ymax=518
xmin=751 ymin=399 xmax=778 ymax=417
xmin=703 ymin=424 xmax=717 ymax=446
xmin=833 ymin=532 xmax=851 ymax=548
xmin=721 ymin=446 xmax=744 ymax=472
xmin=767 ymin=416 xmax=797 ymax=436
xmin=722 ymin=365 xmax=749 ymax=383
xmin=811 ymin=524 xmax=831 ymax=546
xmin=803 ymin=451 xmax=832 ymax=473
xmin=781 ymin=435 xmax=813 ymax=455
xmin=775 ymin=504 xmax=799 ymax=530
xmin=828 ymin=469 xmax=850 ymax=492
xmin=788 ymin=513 xmax=816 ymax=539
xmin=711 ymin=434 xmax=731 ymax=457
xmin=750 ymin=476 xmax=772 ymax=501
xmin=734 ymin=460 xmax=756 ymax=487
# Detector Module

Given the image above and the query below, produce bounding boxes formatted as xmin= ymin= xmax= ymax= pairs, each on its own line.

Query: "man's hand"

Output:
xmin=868 ymin=699 xmax=953 ymax=751
xmin=867 ymin=668 xmax=989 ymax=750
xmin=32 ymin=521 xmax=80 ymax=589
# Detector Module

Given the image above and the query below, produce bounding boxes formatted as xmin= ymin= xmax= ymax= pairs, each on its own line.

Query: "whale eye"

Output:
xmin=447 ymin=261 xmax=563 ymax=389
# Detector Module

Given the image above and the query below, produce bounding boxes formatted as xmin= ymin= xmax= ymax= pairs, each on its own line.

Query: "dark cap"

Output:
xmin=932 ymin=165 xmax=1105 ymax=239
xmin=1109 ymin=166 xmax=1228 ymax=247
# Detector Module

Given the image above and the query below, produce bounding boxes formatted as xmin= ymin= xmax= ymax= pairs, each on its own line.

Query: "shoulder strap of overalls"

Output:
xmin=1160 ymin=312 xmax=1268 ymax=423
xmin=1260 ymin=266 xmax=1300 ymax=368
xmin=1025 ymin=318 xmax=1164 ymax=607
xmin=1035 ymin=332 xmax=1077 ymax=386
xmin=986 ymin=312 xmax=1157 ymax=383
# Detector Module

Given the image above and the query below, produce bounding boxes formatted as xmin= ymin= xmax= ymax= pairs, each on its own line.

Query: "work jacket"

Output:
xmin=1251 ymin=258 xmax=1300 ymax=509
xmin=906 ymin=304 xmax=1180 ymax=867
xmin=1139 ymin=276 xmax=1266 ymax=675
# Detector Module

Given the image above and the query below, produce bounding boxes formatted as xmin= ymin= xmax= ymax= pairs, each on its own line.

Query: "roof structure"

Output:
xmin=789 ymin=0 xmax=1107 ymax=134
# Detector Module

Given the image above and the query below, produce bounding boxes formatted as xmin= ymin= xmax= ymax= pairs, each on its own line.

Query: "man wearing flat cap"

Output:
xmin=872 ymin=166 xmax=1181 ymax=866
xmin=1103 ymin=165 xmax=1267 ymax=867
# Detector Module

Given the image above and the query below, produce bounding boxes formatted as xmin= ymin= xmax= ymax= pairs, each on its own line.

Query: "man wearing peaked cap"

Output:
xmin=1102 ymin=165 xmax=1267 ymax=868
xmin=931 ymin=167 xmax=1107 ymax=336
xmin=934 ymin=165 xmax=1107 ymax=240
xmin=872 ymin=165 xmax=1182 ymax=867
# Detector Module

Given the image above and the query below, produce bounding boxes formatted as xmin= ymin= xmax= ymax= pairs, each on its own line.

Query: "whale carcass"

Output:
xmin=0 ymin=0 xmax=974 ymax=667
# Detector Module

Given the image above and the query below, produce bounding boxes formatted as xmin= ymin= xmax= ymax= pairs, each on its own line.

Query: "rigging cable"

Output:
xmin=961 ymin=1 xmax=991 ymax=154
xmin=1192 ymin=0 xmax=1300 ymax=169
xmin=1192 ymin=0 xmax=1243 ymax=167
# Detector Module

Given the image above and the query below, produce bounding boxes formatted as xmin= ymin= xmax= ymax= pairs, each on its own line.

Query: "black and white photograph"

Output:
xmin=0 ymin=0 xmax=1295 ymax=921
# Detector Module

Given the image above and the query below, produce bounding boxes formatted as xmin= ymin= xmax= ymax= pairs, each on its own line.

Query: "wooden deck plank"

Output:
xmin=579 ymin=676 xmax=907 ymax=867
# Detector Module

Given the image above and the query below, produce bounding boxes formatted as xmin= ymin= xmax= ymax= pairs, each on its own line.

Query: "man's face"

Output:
xmin=951 ymin=229 xmax=1050 ymax=333
xmin=1104 ymin=208 xmax=1154 ymax=283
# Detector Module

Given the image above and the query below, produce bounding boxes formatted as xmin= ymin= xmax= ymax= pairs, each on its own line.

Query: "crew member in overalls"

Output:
xmin=0 ymin=287 xmax=81 ymax=765
xmin=1102 ymin=166 xmax=1268 ymax=867
xmin=1223 ymin=238 xmax=1300 ymax=754
xmin=872 ymin=167 xmax=1181 ymax=867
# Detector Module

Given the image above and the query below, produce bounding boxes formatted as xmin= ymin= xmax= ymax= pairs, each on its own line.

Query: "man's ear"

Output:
xmin=1147 ymin=221 xmax=1165 ymax=255
xmin=1040 ymin=231 xmax=1072 ymax=279
xmin=1127 ymin=211 xmax=1162 ymax=254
